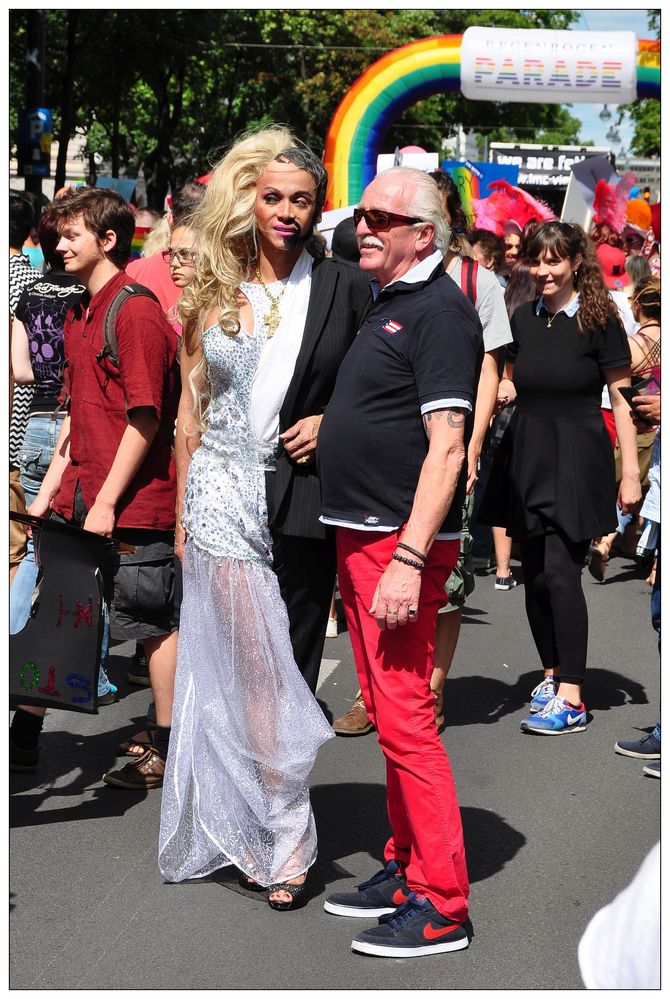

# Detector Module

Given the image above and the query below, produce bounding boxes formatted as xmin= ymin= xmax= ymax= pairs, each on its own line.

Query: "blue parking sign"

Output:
xmin=17 ymin=107 xmax=53 ymax=177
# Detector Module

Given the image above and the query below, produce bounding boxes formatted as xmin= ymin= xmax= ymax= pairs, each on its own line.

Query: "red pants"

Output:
xmin=336 ymin=527 xmax=470 ymax=922
xmin=601 ymin=407 xmax=617 ymax=449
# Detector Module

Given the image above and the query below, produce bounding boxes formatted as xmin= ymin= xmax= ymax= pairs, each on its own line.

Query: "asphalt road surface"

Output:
xmin=10 ymin=550 xmax=660 ymax=990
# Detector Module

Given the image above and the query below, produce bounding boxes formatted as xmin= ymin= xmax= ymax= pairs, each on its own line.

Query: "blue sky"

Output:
xmin=569 ymin=9 xmax=655 ymax=153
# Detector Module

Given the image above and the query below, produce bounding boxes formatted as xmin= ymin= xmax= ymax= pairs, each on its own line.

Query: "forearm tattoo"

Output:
xmin=423 ymin=408 xmax=466 ymax=438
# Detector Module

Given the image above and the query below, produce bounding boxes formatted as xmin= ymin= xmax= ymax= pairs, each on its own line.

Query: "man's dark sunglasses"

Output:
xmin=353 ymin=207 xmax=426 ymax=231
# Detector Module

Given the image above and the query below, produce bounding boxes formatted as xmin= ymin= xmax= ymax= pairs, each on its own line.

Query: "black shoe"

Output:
xmin=351 ymin=894 xmax=470 ymax=958
xmin=324 ymin=860 xmax=411 ymax=917
xmin=9 ymin=736 xmax=39 ymax=773
xmin=614 ymin=732 xmax=661 ymax=759
xmin=127 ymin=650 xmax=151 ymax=687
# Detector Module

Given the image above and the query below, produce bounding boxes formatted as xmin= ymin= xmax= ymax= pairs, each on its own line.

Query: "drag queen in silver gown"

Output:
xmin=158 ymin=127 xmax=334 ymax=908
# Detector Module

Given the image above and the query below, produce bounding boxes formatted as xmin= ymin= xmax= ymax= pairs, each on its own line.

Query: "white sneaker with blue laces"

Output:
xmin=529 ymin=675 xmax=558 ymax=714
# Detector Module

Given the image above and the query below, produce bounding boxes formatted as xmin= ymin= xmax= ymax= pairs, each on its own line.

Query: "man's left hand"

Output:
xmin=83 ymin=499 xmax=116 ymax=537
xmin=280 ymin=414 xmax=323 ymax=465
xmin=370 ymin=559 xmax=422 ymax=630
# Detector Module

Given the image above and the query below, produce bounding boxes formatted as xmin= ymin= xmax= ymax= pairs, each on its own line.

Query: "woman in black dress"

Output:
xmin=480 ymin=222 xmax=641 ymax=734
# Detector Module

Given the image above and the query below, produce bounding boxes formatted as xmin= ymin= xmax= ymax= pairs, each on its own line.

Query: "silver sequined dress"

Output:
xmin=158 ymin=283 xmax=334 ymax=886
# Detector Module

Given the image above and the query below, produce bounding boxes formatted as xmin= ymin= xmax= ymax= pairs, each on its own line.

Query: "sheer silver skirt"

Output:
xmin=158 ymin=541 xmax=334 ymax=885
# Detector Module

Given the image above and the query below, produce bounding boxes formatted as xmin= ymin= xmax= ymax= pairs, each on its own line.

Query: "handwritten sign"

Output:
xmin=9 ymin=516 xmax=116 ymax=714
xmin=440 ymin=162 xmax=519 ymax=226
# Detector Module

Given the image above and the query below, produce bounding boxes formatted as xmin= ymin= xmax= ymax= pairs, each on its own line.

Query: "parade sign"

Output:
xmin=489 ymin=143 xmax=614 ymax=190
xmin=461 ymin=27 xmax=638 ymax=104
xmin=441 ymin=161 xmax=519 ymax=225
xmin=9 ymin=516 xmax=116 ymax=714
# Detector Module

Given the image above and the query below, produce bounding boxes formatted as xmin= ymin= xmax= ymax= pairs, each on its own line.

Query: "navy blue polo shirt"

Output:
xmin=318 ymin=252 xmax=484 ymax=536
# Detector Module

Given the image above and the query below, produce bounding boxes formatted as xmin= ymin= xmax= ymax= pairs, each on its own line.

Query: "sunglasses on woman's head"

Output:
xmin=352 ymin=208 xmax=426 ymax=231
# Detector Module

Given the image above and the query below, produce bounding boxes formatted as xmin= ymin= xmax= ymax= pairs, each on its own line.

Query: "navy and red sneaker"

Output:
xmin=351 ymin=894 xmax=470 ymax=957
xmin=324 ymin=860 xmax=411 ymax=917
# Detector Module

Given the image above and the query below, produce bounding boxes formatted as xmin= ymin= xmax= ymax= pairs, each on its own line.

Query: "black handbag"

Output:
xmin=483 ymin=404 xmax=515 ymax=458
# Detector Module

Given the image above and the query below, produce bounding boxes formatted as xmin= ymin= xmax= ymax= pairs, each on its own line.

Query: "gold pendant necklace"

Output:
xmin=255 ymin=267 xmax=287 ymax=338
xmin=545 ymin=293 xmax=577 ymax=329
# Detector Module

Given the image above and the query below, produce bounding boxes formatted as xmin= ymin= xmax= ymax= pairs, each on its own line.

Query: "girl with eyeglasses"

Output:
xmin=163 ymin=225 xmax=198 ymax=332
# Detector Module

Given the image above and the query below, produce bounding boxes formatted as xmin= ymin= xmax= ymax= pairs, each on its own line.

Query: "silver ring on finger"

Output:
xmin=408 ymin=608 xmax=418 ymax=617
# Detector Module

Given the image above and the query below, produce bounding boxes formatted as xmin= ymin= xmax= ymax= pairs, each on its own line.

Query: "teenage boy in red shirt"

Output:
xmin=19 ymin=188 xmax=180 ymax=789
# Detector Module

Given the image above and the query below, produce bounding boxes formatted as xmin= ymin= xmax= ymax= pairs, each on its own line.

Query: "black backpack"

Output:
xmin=96 ymin=283 xmax=161 ymax=367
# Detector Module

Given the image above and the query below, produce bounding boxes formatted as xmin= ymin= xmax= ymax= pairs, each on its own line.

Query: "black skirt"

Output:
xmin=478 ymin=405 xmax=618 ymax=543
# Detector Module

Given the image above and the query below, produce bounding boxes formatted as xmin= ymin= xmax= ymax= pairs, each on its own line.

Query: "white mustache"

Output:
xmin=358 ymin=237 xmax=384 ymax=250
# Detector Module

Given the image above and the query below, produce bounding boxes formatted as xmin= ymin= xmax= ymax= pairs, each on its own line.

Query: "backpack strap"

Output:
xmin=459 ymin=258 xmax=479 ymax=308
xmin=97 ymin=284 xmax=160 ymax=368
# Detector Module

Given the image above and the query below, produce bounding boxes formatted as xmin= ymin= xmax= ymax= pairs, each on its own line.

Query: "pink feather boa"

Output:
xmin=472 ymin=180 xmax=556 ymax=237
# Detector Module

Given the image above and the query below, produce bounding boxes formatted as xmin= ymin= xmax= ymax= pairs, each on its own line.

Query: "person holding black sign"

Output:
xmin=22 ymin=189 xmax=180 ymax=787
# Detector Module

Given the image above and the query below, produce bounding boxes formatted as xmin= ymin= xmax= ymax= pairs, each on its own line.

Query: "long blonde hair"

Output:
xmin=180 ymin=125 xmax=314 ymax=428
xmin=141 ymin=215 xmax=170 ymax=257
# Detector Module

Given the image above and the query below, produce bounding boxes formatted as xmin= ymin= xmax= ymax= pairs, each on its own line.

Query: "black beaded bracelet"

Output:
xmin=396 ymin=541 xmax=428 ymax=564
xmin=392 ymin=551 xmax=425 ymax=571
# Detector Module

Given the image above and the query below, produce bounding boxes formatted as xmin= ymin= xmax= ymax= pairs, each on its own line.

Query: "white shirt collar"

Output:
xmin=536 ymin=293 xmax=580 ymax=318
xmin=371 ymin=249 xmax=443 ymax=299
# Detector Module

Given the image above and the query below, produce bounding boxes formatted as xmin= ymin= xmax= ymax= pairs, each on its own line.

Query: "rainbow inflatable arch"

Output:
xmin=323 ymin=34 xmax=660 ymax=209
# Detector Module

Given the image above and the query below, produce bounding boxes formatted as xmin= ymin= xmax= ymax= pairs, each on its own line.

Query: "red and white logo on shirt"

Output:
xmin=382 ymin=320 xmax=404 ymax=334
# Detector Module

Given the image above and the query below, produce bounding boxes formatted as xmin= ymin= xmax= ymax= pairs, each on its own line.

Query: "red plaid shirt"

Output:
xmin=52 ymin=270 xmax=179 ymax=530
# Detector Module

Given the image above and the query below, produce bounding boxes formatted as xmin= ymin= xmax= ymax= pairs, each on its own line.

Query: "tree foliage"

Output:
xmin=10 ymin=9 xmax=655 ymax=208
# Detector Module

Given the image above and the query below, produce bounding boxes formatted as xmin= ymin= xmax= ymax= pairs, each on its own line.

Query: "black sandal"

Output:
xmin=266 ymin=879 xmax=308 ymax=911
xmin=237 ymin=873 xmax=267 ymax=893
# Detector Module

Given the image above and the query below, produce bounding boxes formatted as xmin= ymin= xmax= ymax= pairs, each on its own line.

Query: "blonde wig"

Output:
xmin=180 ymin=125 xmax=323 ymax=429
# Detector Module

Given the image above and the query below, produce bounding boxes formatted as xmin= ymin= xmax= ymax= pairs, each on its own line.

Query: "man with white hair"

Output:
xmin=318 ymin=167 xmax=483 ymax=958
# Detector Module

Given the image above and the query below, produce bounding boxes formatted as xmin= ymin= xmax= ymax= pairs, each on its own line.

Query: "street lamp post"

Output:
xmin=24 ymin=10 xmax=46 ymax=197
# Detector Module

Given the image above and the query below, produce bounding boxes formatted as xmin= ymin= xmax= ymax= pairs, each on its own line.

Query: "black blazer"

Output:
xmin=267 ymin=254 xmax=370 ymax=540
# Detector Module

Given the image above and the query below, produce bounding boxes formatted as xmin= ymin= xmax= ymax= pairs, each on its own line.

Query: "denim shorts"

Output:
xmin=18 ymin=412 xmax=66 ymax=507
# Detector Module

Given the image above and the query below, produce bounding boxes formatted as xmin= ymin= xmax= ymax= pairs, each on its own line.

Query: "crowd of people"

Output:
xmin=8 ymin=128 xmax=660 ymax=971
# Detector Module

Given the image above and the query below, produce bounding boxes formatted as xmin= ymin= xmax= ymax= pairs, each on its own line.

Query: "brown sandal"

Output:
xmin=117 ymin=719 xmax=156 ymax=756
